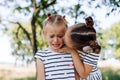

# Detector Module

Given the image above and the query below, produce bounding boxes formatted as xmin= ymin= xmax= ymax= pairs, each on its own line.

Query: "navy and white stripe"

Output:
xmin=78 ymin=51 xmax=102 ymax=80
xmin=35 ymin=48 xmax=75 ymax=80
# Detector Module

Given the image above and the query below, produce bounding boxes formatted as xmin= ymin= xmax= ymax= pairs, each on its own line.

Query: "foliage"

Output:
xmin=107 ymin=22 xmax=120 ymax=58
xmin=101 ymin=67 xmax=120 ymax=80
xmin=9 ymin=22 xmax=34 ymax=65
xmin=97 ymin=30 xmax=109 ymax=50
xmin=102 ymin=0 xmax=120 ymax=16
xmin=0 ymin=0 xmax=55 ymax=64
xmin=97 ymin=22 xmax=120 ymax=59
xmin=0 ymin=0 xmax=120 ymax=64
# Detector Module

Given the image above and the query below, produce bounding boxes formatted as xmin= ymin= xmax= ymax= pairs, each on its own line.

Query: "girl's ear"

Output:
xmin=83 ymin=46 xmax=92 ymax=53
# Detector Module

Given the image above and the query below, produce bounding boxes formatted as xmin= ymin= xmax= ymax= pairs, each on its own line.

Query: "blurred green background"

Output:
xmin=0 ymin=0 xmax=120 ymax=80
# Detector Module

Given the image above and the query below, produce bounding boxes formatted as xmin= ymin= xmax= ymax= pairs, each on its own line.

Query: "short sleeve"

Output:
xmin=34 ymin=50 xmax=45 ymax=62
xmin=83 ymin=53 xmax=100 ymax=66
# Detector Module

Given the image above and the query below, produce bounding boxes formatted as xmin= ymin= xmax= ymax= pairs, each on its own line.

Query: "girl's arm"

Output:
xmin=36 ymin=58 xmax=45 ymax=80
xmin=75 ymin=68 xmax=80 ymax=80
xmin=56 ymin=46 xmax=93 ymax=78
xmin=70 ymin=50 xmax=93 ymax=78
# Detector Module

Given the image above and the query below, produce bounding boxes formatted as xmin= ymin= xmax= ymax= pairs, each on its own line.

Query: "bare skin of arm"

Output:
xmin=70 ymin=50 xmax=93 ymax=78
xmin=75 ymin=68 xmax=80 ymax=80
xmin=36 ymin=58 xmax=45 ymax=80
xmin=56 ymin=46 xmax=93 ymax=79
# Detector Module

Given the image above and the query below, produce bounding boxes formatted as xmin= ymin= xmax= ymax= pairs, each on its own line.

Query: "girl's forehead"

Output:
xmin=45 ymin=23 xmax=67 ymax=32
xmin=47 ymin=27 xmax=66 ymax=34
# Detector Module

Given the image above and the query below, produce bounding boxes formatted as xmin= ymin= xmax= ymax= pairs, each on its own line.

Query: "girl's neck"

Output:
xmin=48 ymin=47 xmax=58 ymax=53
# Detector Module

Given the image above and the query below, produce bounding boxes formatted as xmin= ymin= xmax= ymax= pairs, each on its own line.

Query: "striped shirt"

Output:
xmin=34 ymin=48 xmax=75 ymax=80
xmin=78 ymin=51 xmax=102 ymax=80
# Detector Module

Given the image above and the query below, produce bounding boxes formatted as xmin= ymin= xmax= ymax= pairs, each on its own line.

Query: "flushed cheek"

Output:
xmin=60 ymin=39 xmax=64 ymax=44
xmin=48 ymin=39 xmax=58 ymax=45
xmin=48 ymin=39 xmax=53 ymax=44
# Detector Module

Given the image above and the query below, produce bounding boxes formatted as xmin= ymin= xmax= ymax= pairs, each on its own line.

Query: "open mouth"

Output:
xmin=52 ymin=44 xmax=60 ymax=48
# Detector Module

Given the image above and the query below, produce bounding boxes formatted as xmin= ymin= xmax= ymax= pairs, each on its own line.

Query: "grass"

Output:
xmin=0 ymin=64 xmax=36 ymax=80
xmin=0 ymin=61 xmax=120 ymax=80
xmin=12 ymin=77 xmax=36 ymax=80
xmin=11 ymin=68 xmax=120 ymax=80
xmin=101 ymin=67 xmax=120 ymax=80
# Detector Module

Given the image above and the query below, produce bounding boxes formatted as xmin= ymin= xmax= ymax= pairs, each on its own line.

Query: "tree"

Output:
xmin=107 ymin=22 xmax=120 ymax=58
xmin=0 ymin=0 xmax=120 ymax=64
xmin=0 ymin=0 xmax=57 ymax=65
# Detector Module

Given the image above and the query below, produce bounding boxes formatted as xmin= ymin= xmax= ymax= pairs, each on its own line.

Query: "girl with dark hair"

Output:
xmin=57 ymin=16 xmax=102 ymax=80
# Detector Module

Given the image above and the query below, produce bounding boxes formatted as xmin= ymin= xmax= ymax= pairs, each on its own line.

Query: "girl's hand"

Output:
xmin=55 ymin=45 xmax=76 ymax=54
xmin=83 ymin=46 xmax=93 ymax=53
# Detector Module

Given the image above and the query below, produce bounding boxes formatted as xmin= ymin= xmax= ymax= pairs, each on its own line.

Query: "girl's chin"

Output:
xmin=51 ymin=46 xmax=62 ymax=50
xmin=50 ymin=46 xmax=58 ymax=49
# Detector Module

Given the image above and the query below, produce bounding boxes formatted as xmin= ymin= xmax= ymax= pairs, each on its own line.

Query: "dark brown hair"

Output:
xmin=69 ymin=16 xmax=101 ymax=53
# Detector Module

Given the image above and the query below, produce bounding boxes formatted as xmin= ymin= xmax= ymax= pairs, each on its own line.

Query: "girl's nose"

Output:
xmin=54 ymin=37 xmax=58 ymax=42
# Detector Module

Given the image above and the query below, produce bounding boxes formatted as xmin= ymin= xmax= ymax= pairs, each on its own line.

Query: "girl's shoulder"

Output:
xmin=78 ymin=50 xmax=100 ymax=57
xmin=36 ymin=48 xmax=50 ymax=54
xmin=34 ymin=48 xmax=50 ymax=61
xmin=37 ymin=48 xmax=48 ymax=52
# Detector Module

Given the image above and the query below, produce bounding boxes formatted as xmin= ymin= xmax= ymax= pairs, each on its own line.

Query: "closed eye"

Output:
xmin=57 ymin=35 xmax=63 ymax=38
xmin=50 ymin=35 xmax=54 ymax=38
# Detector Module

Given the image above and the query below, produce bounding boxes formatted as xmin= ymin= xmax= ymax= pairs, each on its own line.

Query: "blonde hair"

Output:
xmin=42 ymin=13 xmax=68 ymax=31
xmin=42 ymin=13 xmax=68 ymax=40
